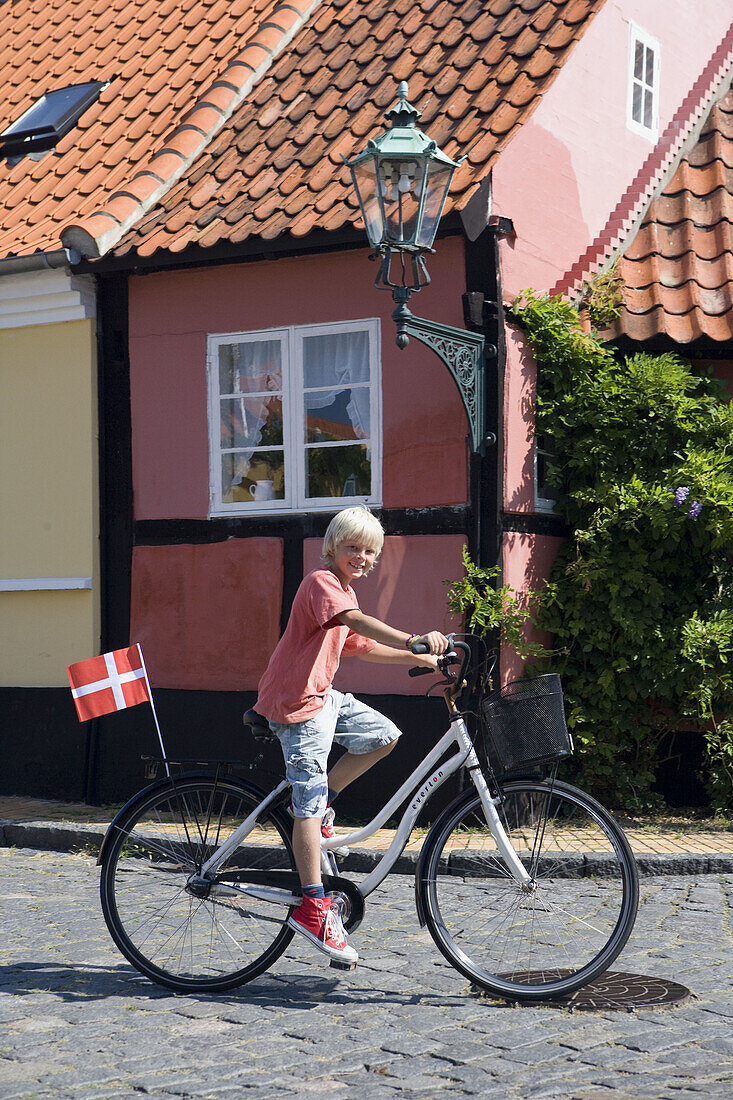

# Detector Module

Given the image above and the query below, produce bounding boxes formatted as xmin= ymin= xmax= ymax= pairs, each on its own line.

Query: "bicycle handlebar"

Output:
xmin=407 ymin=635 xmax=470 ymax=682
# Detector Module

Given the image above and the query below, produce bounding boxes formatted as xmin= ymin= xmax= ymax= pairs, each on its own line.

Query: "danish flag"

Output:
xmin=67 ymin=644 xmax=151 ymax=722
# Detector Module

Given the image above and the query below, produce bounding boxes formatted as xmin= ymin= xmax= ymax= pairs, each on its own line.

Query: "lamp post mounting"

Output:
xmin=345 ymin=81 xmax=489 ymax=453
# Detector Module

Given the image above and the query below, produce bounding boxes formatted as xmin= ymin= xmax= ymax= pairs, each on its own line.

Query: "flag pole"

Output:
xmin=136 ymin=644 xmax=170 ymax=778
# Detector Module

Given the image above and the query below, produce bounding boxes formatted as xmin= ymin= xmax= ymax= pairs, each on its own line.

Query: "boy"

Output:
xmin=255 ymin=506 xmax=449 ymax=966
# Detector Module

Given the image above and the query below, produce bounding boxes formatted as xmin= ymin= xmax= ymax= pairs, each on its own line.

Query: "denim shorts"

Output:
xmin=269 ymin=690 xmax=401 ymax=818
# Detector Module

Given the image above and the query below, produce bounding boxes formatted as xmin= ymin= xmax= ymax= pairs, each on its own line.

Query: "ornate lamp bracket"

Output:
xmin=392 ymin=298 xmax=490 ymax=454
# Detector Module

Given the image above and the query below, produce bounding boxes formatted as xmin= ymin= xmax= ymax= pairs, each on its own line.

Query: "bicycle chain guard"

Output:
xmin=323 ymin=873 xmax=365 ymax=933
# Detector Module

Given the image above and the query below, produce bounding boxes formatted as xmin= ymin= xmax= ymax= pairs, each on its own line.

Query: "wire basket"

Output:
xmin=479 ymin=674 xmax=573 ymax=778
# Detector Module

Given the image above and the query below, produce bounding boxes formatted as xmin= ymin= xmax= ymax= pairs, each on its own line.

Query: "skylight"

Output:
xmin=0 ymin=81 xmax=106 ymax=160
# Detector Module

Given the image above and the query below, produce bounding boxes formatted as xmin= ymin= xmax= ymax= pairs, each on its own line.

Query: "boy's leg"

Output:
xmin=291 ymin=816 xmax=323 ymax=886
xmin=327 ymin=738 xmax=396 ymax=796
xmin=268 ymin=699 xmax=358 ymax=965
xmin=329 ymin=694 xmax=402 ymax=797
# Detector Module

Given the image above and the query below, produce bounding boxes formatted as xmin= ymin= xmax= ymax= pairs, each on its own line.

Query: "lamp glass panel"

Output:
xmin=416 ymin=160 xmax=454 ymax=248
xmin=352 ymin=160 xmax=384 ymax=248
xmin=379 ymin=156 xmax=422 ymax=246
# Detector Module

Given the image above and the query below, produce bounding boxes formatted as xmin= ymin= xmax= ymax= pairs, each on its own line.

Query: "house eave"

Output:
xmin=0 ymin=248 xmax=82 ymax=277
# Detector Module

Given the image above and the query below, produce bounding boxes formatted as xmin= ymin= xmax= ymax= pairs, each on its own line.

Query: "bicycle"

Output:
xmin=97 ymin=638 xmax=639 ymax=1002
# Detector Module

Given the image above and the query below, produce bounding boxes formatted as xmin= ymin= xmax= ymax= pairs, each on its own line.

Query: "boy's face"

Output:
xmin=332 ymin=539 xmax=378 ymax=587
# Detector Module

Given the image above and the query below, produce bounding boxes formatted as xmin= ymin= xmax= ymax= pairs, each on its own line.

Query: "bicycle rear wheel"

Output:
xmin=99 ymin=774 xmax=297 ymax=992
xmin=419 ymin=779 xmax=639 ymax=1001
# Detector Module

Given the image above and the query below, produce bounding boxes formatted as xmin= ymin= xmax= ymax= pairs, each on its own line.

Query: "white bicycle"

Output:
xmin=98 ymin=639 xmax=639 ymax=1002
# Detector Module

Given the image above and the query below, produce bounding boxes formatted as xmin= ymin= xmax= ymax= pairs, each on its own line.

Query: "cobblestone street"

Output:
xmin=1 ymin=847 xmax=732 ymax=1098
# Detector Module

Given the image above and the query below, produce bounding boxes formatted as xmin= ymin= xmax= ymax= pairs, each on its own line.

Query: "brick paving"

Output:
xmin=1 ymin=846 xmax=732 ymax=1098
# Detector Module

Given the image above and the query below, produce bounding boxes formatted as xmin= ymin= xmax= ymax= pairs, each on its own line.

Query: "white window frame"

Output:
xmin=627 ymin=22 xmax=660 ymax=140
xmin=207 ymin=317 xmax=382 ymax=517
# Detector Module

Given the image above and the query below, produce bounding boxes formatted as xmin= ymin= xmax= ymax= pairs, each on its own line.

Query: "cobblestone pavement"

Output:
xmin=1 ymin=847 xmax=732 ymax=1099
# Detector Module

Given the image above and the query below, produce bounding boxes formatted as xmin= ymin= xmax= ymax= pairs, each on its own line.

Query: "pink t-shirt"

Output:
xmin=256 ymin=568 xmax=376 ymax=724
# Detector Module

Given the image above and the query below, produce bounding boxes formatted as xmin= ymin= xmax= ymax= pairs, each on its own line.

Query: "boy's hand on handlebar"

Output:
xmin=413 ymin=631 xmax=450 ymax=655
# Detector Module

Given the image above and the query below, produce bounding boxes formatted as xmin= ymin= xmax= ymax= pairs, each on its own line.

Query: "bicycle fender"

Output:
xmin=96 ymin=771 xmax=278 ymax=866
xmin=413 ymin=787 xmax=484 ymax=927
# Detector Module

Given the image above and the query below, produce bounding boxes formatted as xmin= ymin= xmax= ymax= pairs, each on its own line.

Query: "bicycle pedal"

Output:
xmin=329 ymin=958 xmax=357 ymax=971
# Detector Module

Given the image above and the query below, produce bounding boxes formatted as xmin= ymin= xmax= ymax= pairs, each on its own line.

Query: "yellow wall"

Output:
xmin=0 ymin=319 xmax=99 ymax=686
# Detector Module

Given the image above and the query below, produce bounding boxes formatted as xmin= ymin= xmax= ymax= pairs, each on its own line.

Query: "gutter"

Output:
xmin=0 ymin=248 xmax=82 ymax=276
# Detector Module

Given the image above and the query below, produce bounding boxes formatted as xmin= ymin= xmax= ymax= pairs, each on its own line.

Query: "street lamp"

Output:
xmin=345 ymin=81 xmax=488 ymax=454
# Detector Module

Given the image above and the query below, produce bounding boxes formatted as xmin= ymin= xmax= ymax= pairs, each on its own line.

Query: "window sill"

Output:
xmin=209 ymin=498 xmax=382 ymax=520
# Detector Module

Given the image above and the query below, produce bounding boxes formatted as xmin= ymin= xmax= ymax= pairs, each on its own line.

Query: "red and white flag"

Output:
xmin=67 ymin=644 xmax=151 ymax=722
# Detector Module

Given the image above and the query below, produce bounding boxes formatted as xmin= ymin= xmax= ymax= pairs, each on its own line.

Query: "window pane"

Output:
xmin=634 ymin=40 xmax=644 ymax=80
xmin=302 ymin=330 xmax=369 ymax=388
xmin=221 ymin=450 xmax=285 ymax=503
xmin=219 ymin=340 xmax=282 ymax=395
xmin=306 ymin=444 xmax=371 ymax=499
xmin=644 ymin=46 xmax=655 ymax=87
xmin=632 ymin=82 xmax=642 ymax=123
xmin=643 ymin=88 xmax=653 ymax=129
xmin=220 ymin=395 xmax=283 ymax=449
xmin=305 ymin=387 xmax=369 ymax=443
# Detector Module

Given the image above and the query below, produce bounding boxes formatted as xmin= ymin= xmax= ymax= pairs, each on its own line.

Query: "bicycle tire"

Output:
xmin=99 ymin=774 xmax=297 ymax=992
xmin=418 ymin=779 xmax=639 ymax=1001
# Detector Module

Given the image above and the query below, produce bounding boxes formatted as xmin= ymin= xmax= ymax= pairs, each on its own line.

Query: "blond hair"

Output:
xmin=322 ymin=506 xmax=384 ymax=569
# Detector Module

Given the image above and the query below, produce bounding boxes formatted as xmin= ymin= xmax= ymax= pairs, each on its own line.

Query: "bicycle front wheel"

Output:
xmin=99 ymin=775 xmax=297 ymax=992
xmin=419 ymin=779 xmax=639 ymax=1001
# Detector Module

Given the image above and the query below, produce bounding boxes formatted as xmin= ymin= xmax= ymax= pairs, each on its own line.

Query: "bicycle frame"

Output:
xmin=201 ymin=704 xmax=532 ymax=902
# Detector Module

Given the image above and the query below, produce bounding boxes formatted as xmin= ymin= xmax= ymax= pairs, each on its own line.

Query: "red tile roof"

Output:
xmin=108 ymin=0 xmax=606 ymax=259
xmin=0 ymin=0 xmax=324 ymax=260
xmin=607 ymin=85 xmax=733 ymax=344
xmin=0 ymin=0 xmax=605 ymax=264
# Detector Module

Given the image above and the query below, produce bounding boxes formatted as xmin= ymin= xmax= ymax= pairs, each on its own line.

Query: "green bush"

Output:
xmin=508 ymin=291 xmax=733 ymax=811
xmin=446 ymin=545 xmax=547 ymax=662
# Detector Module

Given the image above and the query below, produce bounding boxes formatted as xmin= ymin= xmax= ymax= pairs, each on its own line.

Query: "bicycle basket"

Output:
xmin=479 ymin=674 xmax=573 ymax=778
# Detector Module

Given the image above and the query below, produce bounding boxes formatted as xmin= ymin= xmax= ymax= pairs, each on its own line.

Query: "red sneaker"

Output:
xmin=288 ymin=896 xmax=358 ymax=965
xmin=321 ymin=807 xmax=349 ymax=857
xmin=321 ymin=806 xmax=337 ymax=839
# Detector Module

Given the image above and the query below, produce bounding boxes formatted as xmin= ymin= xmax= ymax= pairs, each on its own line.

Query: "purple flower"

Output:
xmin=674 ymin=486 xmax=690 ymax=506
xmin=688 ymin=501 xmax=702 ymax=519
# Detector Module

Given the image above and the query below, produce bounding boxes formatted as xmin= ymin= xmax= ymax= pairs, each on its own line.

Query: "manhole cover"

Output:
xmin=476 ymin=972 xmax=692 ymax=1010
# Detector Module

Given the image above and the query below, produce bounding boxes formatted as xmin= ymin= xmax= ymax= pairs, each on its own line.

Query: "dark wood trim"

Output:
xmin=464 ymin=215 xmax=504 ymax=570
xmin=97 ymin=273 xmax=134 ymax=651
xmin=502 ymin=511 xmax=572 ymax=538
xmin=134 ymin=505 xmax=470 ymax=546
xmin=610 ymin=333 xmax=733 ymax=360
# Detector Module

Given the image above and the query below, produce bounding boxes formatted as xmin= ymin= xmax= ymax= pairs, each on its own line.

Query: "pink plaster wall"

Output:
xmin=493 ymin=2 xmax=733 ymax=298
xmin=503 ymin=323 xmax=536 ymax=513
xmin=500 ymin=531 xmax=565 ymax=684
xmin=303 ymin=534 xmax=465 ymax=696
xmin=128 ymin=241 xmax=469 ymax=519
xmin=129 ymin=540 xmax=283 ymax=690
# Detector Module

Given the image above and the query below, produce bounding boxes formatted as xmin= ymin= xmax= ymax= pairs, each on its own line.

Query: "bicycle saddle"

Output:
xmin=243 ymin=708 xmax=276 ymax=743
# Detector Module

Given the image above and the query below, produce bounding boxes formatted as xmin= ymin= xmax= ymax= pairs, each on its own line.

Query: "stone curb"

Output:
xmin=2 ymin=818 xmax=733 ymax=876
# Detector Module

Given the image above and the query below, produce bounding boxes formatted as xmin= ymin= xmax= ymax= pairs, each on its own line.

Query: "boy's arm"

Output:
xmin=358 ymin=642 xmax=439 ymax=669
xmin=335 ymin=609 xmax=448 ymax=654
